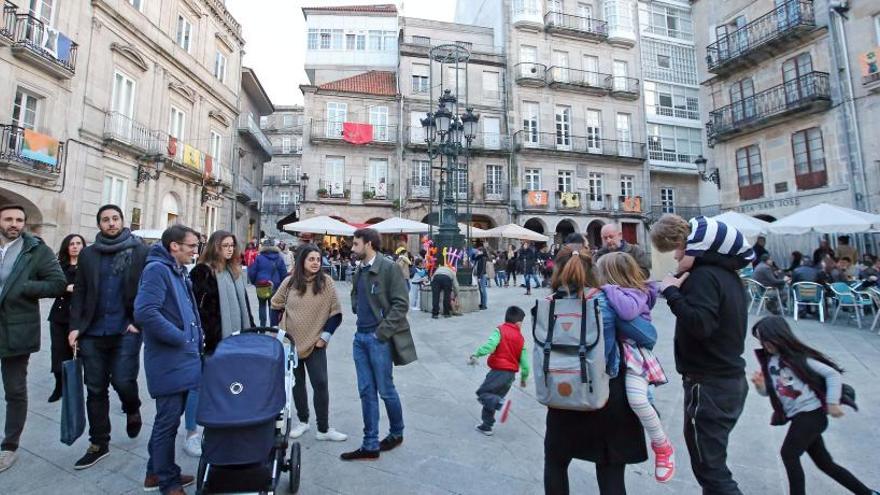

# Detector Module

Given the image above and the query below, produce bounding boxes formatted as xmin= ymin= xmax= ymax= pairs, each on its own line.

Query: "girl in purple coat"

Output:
xmin=596 ymin=251 xmax=674 ymax=484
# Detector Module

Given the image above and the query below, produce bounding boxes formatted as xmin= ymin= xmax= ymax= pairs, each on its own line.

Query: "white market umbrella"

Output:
xmin=131 ymin=229 xmax=164 ymax=241
xmin=370 ymin=217 xmax=432 ymax=234
xmin=458 ymin=223 xmax=490 ymax=238
xmin=768 ymin=203 xmax=880 ymax=235
xmin=282 ymin=215 xmax=356 ymax=236
xmin=482 ymin=223 xmax=551 ymax=242
xmin=710 ymin=211 xmax=771 ymax=239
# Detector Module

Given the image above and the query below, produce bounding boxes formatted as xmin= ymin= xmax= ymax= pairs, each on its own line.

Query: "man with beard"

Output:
xmin=69 ymin=205 xmax=149 ymax=469
xmin=0 ymin=204 xmax=65 ymax=473
xmin=341 ymin=228 xmax=416 ymax=461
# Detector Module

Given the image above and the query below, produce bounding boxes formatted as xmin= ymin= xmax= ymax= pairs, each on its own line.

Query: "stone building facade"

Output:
xmin=260 ymin=104 xmax=304 ymax=242
xmin=0 ymin=0 xmax=256 ymax=249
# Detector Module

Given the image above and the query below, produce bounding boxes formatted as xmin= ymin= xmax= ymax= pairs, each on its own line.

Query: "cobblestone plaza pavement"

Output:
xmin=3 ymin=283 xmax=880 ymax=494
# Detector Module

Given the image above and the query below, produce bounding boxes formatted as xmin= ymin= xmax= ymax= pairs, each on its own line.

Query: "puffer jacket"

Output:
xmin=248 ymin=246 xmax=287 ymax=291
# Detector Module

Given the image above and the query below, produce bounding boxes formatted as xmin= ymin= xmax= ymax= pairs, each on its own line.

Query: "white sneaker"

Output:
xmin=315 ymin=428 xmax=348 ymax=442
xmin=289 ymin=421 xmax=310 ymax=439
xmin=0 ymin=450 xmax=18 ymax=472
xmin=183 ymin=434 xmax=202 ymax=457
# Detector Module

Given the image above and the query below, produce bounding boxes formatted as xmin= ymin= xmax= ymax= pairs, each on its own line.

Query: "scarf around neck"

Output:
xmin=217 ymin=268 xmax=250 ymax=339
xmin=93 ymin=228 xmax=142 ymax=275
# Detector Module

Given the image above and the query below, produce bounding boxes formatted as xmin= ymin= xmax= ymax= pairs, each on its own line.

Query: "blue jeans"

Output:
xmin=184 ymin=389 xmax=198 ymax=432
xmin=478 ymin=274 xmax=488 ymax=308
xmin=352 ymin=331 xmax=404 ymax=451
xmin=495 ymin=271 xmax=506 ymax=287
xmin=147 ymin=392 xmax=187 ymax=493
xmin=257 ymin=298 xmax=280 ymax=327
xmin=617 ymin=317 xmax=658 ymax=349
xmin=524 ymin=271 xmax=540 ymax=292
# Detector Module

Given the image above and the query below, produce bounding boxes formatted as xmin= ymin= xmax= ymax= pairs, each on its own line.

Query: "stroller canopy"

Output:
xmin=197 ymin=332 xmax=286 ymax=428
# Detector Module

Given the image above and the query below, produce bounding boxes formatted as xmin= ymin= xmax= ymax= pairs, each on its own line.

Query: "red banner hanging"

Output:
xmin=342 ymin=122 xmax=373 ymax=144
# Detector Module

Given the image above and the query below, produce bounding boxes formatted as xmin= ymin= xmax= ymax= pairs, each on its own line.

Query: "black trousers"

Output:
xmin=544 ymin=460 xmax=626 ymax=495
xmin=1 ymin=354 xmax=29 ymax=451
xmin=781 ymin=408 xmax=872 ymax=495
xmin=683 ymin=374 xmax=748 ymax=495
xmin=431 ymin=275 xmax=453 ymax=317
xmin=80 ymin=333 xmax=143 ymax=446
xmin=475 ymin=370 xmax=514 ymax=428
xmin=292 ymin=347 xmax=330 ymax=433
xmin=49 ymin=321 xmax=73 ymax=374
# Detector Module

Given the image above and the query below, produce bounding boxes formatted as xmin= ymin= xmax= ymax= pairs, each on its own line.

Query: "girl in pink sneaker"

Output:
xmin=596 ymin=252 xmax=674 ymax=483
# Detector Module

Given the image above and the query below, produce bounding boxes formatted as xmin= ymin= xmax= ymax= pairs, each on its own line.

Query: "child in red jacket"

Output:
xmin=468 ymin=306 xmax=530 ymax=436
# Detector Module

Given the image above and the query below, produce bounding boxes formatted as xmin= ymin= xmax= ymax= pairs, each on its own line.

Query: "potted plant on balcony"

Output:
xmin=363 ymin=190 xmax=376 ymax=200
xmin=392 ymin=199 xmax=401 ymax=211
xmin=317 ymin=188 xmax=328 ymax=198
xmin=343 ymin=189 xmax=351 ymax=199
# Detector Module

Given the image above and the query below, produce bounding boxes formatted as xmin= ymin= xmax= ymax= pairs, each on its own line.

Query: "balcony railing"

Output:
xmin=11 ymin=13 xmax=77 ymax=77
xmin=103 ymin=112 xmax=167 ymax=155
xmin=261 ymin=202 xmax=297 ymax=216
xmin=511 ymin=4 xmax=543 ymax=28
xmin=310 ymin=120 xmax=397 ymax=146
xmin=263 ymin=175 xmax=302 ymax=186
xmin=362 ymin=181 xmax=397 ymax=201
xmin=236 ymin=178 xmax=261 ymax=206
xmin=514 ymin=62 xmax=547 ymax=86
xmin=516 ymin=132 xmax=646 ymax=160
xmin=404 ymin=128 xmax=510 ymax=152
xmin=544 ymin=11 xmax=608 ymax=41
xmin=271 ymin=144 xmax=302 ymax=155
xmin=400 ymin=36 xmax=504 ymax=56
xmin=317 ymin=178 xmax=351 ymax=200
xmin=707 ymin=71 xmax=831 ymax=144
xmin=1 ymin=1 xmax=15 ymax=43
xmin=706 ymin=0 xmax=816 ymax=75
xmin=407 ymin=179 xmax=432 ymax=200
xmin=607 ymin=75 xmax=640 ymax=99
xmin=547 ymin=67 xmax=611 ymax=95
xmin=0 ymin=124 xmax=63 ymax=176
xmin=237 ymin=114 xmax=273 ymax=158
xmin=482 ymin=182 xmax=508 ymax=203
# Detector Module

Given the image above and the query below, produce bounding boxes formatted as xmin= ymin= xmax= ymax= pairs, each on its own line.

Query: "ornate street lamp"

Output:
xmin=695 ymin=155 xmax=720 ymax=188
xmin=136 ymin=154 xmax=165 ymax=187
xmin=420 ymin=44 xmax=478 ymax=283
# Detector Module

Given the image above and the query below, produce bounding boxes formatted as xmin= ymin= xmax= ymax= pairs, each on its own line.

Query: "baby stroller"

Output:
xmin=195 ymin=327 xmax=301 ymax=494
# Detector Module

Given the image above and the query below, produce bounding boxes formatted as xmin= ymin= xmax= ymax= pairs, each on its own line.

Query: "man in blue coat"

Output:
xmin=134 ymin=225 xmax=202 ymax=495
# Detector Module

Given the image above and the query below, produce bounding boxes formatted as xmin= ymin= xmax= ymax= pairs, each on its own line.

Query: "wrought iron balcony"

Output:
xmin=544 ymin=11 xmax=608 ymax=41
xmin=0 ymin=124 xmax=64 ymax=178
xmin=103 ymin=112 xmax=167 ymax=155
xmin=515 ymin=132 xmax=646 ymax=161
xmin=261 ymin=202 xmax=297 ymax=216
xmin=271 ymin=144 xmax=302 ymax=155
xmin=547 ymin=67 xmax=611 ymax=95
xmin=310 ymin=120 xmax=397 ymax=147
xmin=11 ymin=13 xmax=78 ymax=78
xmin=1 ymin=1 xmax=15 ymax=45
xmin=607 ymin=75 xmax=640 ymax=100
xmin=706 ymin=0 xmax=816 ymax=76
xmin=407 ymin=179 xmax=432 ymax=200
xmin=263 ymin=175 xmax=302 ymax=187
xmin=514 ymin=62 xmax=547 ymax=87
xmin=316 ymin=178 xmax=351 ymax=200
xmin=362 ymin=181 xmax=397 ymax=201
xmin=482 ymin=183 xmax=508 ymax=203
xmin=404 ymin=127 xmax=510 ymax=153
xmin=707 ymin=71 xmax=831 ymax=144
xmin=237 ymin=114 xmax=273 ymax=158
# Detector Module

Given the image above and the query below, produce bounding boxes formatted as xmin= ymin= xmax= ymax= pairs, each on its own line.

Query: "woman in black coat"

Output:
xmin=47 ymin=234 xmax=86 ymax=402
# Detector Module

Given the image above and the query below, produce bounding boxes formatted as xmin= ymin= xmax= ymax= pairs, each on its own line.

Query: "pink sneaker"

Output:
xmin=499 ymin=399 xmax=512 ymax=424
xmin=652 ymin=440 xmax=675 ymax=483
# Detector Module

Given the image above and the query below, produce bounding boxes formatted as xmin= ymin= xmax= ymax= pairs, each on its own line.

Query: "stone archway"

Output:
xmin=555 ymin=219 xmax=576 ymax=244
xmin=523 ymin=217 xmax=546 ymax=234
xmin=587 ymin=219 xmax=606 ymax=250
xmin=162 ymin=192 xmax=181 ymax=227
xmin=0 ymin=186 xmax=46 ymax=237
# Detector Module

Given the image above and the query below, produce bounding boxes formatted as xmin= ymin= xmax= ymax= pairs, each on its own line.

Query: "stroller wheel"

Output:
xmin=288 ymin=442 xmax=301 ymax=494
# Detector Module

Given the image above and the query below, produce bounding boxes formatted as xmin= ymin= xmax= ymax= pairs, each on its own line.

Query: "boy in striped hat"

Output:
xmin=650 ymin=215 xmax=754 ymax=275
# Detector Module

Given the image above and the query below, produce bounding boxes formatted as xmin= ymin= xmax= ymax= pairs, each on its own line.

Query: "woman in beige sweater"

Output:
xmin=271 ymin=244 xmax=347 ymax=442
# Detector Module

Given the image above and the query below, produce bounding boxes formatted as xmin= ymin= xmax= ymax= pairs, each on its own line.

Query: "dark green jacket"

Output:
xmin=0 ymin=233 xmax=66 ymax=357
xmin=351 ymin=254 xmax=417 ymax=366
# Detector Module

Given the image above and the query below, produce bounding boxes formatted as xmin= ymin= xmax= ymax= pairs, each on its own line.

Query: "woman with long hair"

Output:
xmin=186 ymin=231 xmax=255 ymax=456
xmin=47 ymin=234 xmax=86 ymax=402
xmin=542 ymin=245 xmax=647 ymax=494
xmin=271 ymin=244 xmax=347 ymax=442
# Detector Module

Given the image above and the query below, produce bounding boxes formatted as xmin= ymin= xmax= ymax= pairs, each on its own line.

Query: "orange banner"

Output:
xmin=526 ymin=190 xmax=548 ymax=207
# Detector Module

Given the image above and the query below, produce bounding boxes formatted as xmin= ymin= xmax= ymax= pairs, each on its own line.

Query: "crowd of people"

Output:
xmin=2 ymin=200 xmax=879 ymax=495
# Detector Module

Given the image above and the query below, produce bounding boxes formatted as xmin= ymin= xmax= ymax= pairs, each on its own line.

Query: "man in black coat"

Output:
xmin=69 ymin=205 xmax=149 ymax=470
xmin=660 ymin=251 xmax=749 ymax=495
xmin=518 ymin=241 xmax=538 ymax=295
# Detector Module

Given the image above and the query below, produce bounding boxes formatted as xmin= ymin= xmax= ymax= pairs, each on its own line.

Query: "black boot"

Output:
xmin=48 ymin=371 xmax=62 ymax=403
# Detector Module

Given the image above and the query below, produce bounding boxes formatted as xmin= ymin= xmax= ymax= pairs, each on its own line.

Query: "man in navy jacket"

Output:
xmin=134 ymin=225 xmax=203 ymax=495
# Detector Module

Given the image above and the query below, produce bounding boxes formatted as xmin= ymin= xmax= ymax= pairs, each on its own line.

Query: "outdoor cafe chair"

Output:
xmin=828 ymin=282 xmax=874 ymax=329
xmin=790 ymin=282 xmax=825 ymax=323
xmin=745 ymin=278 xmax=784 ymax=316
xmin=867 ymin=287 xmax=880 ymax=333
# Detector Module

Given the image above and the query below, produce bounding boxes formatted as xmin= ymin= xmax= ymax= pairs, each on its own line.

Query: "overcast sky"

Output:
xmin=225 ymin=0 xmax=456 ymax=107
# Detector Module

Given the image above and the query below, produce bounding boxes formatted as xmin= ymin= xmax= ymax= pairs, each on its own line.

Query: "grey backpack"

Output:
xmin=532 ymin=293 xmax=609 ymax=411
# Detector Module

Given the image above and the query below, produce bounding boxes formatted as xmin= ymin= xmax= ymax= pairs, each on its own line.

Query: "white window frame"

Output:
xmin=875 ymin=15 xmax=880 ymax=45
xmin=279 ymin=191 xmax=290 ymax=207
xmin=525 ymin=168 xmax=542 ymax=190
xmin=586 ymin=109 xmax=602 ymax=154
xmin=283 ymin=115 xmax=293 ymax=127
xmin=176 ymin=14 xmax=193 ymax=53
xmin=523 ymin=101 xmax=539 ymax=146
xmin=210 ymin=130 xmax=222 ymax=167
xmin=281 ymin=137 xmax=291 ymax=153
xmin=12 ymin=88 xmax=39 ymax=130
xmin=557 ymin=170 xmax=573 ymax=193
xmin=588 ymin=172 xmax=604 ymax=207
xmin=325 ymin=156 xmax=345 ymax=196
xmin=369 ymin=106 xmax=389 ymax=142
xmin=486 ymin=164 xmax=504 ymax=197
xmin=367 ymin=158 xmax=389 ymax=198
xmin=169 ymin=106 xmax=185 ymax=141
xmin=214 ymin=50 xmax=227 ymax=84
xmin=411 ymin=159 xmax=431 ymax=198
xmin=412 ymin=63 xmax=430 ymax=93
xmin=280 ymin=165 xmax=290 ymax=182
xmin=616 ymin=113 xmax=632 ymax=157
xmin=110 ymin=70 xmax=136 ymax=141
xmin=660 ymin=187 xmax=675 ymax=213
xmin=482 ymin=117 xmax=501 ymax=150
xmin=620 ymin=174 xmax=635 ymax=199
xmin=102 ymin=175 xmax=128 ymax=211
xmin=326 ymin=102 xmax=347 ymax=138
xmin=482 ymin=71 xmax=500 ymax=100
xmin=555 ymin=105 xmax=572 ymax=151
